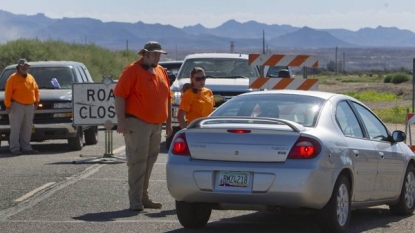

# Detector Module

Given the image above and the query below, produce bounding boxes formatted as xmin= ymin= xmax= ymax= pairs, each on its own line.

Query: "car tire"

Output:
xmin=389 ymin=163 xmax=415 ymax=215
xmin=166 ymin=126 xmax=181 ymax=149
xmin=175 ymin=200 xmax=211 ymax=228
xmin=84 ymin=126 xmax=98 ymax=145
xmin=68 ymin=127 xmax=83 ymax=151
xmin=318 ymin=175 xmax=351 ymax=233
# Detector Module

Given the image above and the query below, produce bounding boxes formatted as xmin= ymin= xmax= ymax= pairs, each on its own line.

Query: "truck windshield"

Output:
xmin=0 ymin=67 xmax=75 ymax=90
xmin=177 ymin=58 xmax=258 ymax=79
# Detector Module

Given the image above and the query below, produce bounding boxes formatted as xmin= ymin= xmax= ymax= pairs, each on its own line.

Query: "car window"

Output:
xmin=352 ymin=102 xmax=389 ymax=141
xmin=211 ymin=93 xmax=323 ymax=127
xmin=0 ymin=68 xmax=16 ymax=90
xmin=178 ymin=58 xmax=258 ymax=79
xmin=336 ymin=101 xmax=363 ymax=138
xmin=0 ymin=67 xmax=75 ymax=90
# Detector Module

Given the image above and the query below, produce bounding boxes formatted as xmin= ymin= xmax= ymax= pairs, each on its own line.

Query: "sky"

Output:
xmin=2 ymin=0 xmax=415 ymax=32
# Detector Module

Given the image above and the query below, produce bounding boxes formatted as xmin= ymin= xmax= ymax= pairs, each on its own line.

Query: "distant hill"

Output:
xmin=1 ymin=10 xmax=415 ymax=70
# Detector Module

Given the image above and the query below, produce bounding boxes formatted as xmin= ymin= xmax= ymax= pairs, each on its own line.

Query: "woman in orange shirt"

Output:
xmin=177 ymin=67 xmax=215 ymax=129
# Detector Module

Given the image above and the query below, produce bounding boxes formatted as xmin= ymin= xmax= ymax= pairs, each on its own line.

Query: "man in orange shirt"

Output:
xmin=114 ymin=41 xmax=172 ymax=211
xmin=4 ymin=59 xmax=39 ymax=156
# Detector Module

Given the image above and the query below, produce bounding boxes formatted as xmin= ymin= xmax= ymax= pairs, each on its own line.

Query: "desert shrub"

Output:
xmin=374 ymin=105 xmax=409 ymax=124
xmin=384 ymin=75 xmax=392 ymax=83
xmin=392 ymin=73 xmax=410 ymax=84
xmin=383 ymin=73 xmax=410 ymax=84
xmin=344 ymin=90 xmax=399 ymax=101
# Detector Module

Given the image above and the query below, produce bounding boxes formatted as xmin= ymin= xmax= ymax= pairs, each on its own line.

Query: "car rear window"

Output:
xmin=211 ymin=93 xmax=324 ymax=127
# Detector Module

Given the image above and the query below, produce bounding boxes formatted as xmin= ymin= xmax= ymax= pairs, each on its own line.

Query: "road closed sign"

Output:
xmin=73 ymin=77 xmax=117 ymax=125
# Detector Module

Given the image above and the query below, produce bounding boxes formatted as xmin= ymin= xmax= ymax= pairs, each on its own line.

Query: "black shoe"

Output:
xmin=22 ymin=149 xmax=39 ymax=154
xmin=11 ymin=150 xmax=22 ymax=156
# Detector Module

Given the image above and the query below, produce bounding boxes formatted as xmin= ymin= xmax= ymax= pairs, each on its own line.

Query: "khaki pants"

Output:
xmin=124 ymin=117 xmax=162 ymax=209
xmin=9 ymin=102 xmax=34 ymax=152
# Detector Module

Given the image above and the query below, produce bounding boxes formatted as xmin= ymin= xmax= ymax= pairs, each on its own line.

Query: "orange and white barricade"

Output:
xmin=248 ymin=54 xmax=319 ymax=90
xmin=405 ymin=113 xmax=415 ymax=152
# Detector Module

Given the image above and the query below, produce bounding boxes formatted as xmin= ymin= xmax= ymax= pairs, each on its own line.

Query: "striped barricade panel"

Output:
xmin=407 ymin=113 xmax=415 ymax=125
xmin=249 ymin=54 xmax=318 ymax=67
xmin=249 ymin=77 xmax=319 ymax=90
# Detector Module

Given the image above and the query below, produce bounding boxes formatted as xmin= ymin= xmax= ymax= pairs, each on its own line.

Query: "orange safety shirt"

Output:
xmin=179 ymin=87 xmax=215 ymax=124
xmin=4 ymin=72 xmax=39 ymax=107
xmin=113 ymin=60 xmax=170 ymax=124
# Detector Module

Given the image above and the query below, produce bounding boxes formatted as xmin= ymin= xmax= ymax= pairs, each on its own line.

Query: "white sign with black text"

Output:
xmin=73 ymin=78 xmax=117 ymax=125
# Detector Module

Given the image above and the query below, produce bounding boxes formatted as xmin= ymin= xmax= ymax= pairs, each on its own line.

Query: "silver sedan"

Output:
xmin=166 ymin=90 xmax=415 ymax=233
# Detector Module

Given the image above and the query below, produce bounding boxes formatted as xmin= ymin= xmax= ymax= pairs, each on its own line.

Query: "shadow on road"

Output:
xmin=73 ymin=209 xmax=139 ymax=221
xmin=164 ymin=207 xmax=412 ymax=233
xmin=73 ymin=208 xmax=176 ymax=222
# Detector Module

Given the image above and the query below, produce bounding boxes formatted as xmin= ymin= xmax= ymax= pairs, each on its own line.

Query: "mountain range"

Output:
xmin=1 ymin=10 xmax=415 ymax=70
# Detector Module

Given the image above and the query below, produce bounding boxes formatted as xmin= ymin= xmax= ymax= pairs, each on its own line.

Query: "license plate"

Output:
xmin=218 ymin=171 xmax=249 ymax=188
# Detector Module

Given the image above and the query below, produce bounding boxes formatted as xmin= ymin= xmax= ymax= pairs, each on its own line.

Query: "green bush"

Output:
xmin=384 ymin=75 xmax=392 ymax=83
xmin=383 ymin=73 xmax=410 ymax=84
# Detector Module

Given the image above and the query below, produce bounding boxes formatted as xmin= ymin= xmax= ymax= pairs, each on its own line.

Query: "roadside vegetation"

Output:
xmin=0 ymin=39 xmax=138 ymax=81
xmin=1 ymin=39 xmax=413 ymax=123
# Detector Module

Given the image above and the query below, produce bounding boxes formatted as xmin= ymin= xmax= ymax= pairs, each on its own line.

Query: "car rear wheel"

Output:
xmin=318 ymin=175 xmax=351 ymax=233
xmin=389 ymin=163 xmax=415 ymax=215
xmin=68 ymin=127 xmax=83 ymax=151
xmin=84 ymin=126 xmax=98 ymax=145
xmin=175 ymin=200 xmax=211 ymax=228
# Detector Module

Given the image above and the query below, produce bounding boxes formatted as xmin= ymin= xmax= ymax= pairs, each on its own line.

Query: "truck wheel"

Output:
xmin=176 ymin=200 xmax=211 ymax=228
xmin=84 ymin=126 xmax=98 ymax=145
xmin=389 ymin=163 xmax=415 ymax=215
xmin=68 ymin=127 xmax=83 ymax=151
xmin=318 ymin=175 xmax=351 ymax=233
xmin=166 ymin=126 xmax=181 ymax=149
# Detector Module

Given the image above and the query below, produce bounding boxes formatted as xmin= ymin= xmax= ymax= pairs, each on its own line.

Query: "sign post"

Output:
xmin=72 ymin=76 xmax=124 ymax=164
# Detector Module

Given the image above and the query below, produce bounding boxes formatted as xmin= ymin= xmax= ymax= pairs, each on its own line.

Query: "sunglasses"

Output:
xmin=195 ymin=76 xmax=207 ymax=81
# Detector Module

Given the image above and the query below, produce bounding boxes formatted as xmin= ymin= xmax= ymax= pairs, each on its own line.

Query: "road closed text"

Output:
xmin=79 ymin=89 xmax=115 ymax=119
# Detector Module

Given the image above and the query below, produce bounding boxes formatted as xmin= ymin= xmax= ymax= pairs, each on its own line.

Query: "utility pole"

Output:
xmin=343 ymin=52 xmax=346 ymax=73
xmin=230 ymin=41 xmax=234 ymax=53
xmin=335 ymin=46 xmax=338 ymax=75
xmin=262 ymin=30 xmax=265 ymax=54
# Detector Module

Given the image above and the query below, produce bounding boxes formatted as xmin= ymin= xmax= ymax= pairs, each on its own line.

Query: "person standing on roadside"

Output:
xmin=113 ymin=41 xmax=172 ymax=211
xmin=177 ymin=67 xmax=215 ymax=129
xmin=4 ymin=58 xmax=40 ymax=155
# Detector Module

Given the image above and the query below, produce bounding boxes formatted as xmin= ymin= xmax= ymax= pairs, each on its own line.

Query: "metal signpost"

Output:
xmin=72 ymin=76 xmax=124 ymax=163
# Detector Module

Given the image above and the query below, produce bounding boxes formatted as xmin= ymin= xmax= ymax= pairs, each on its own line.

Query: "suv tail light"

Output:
xmin=287 ymin=136 xmax=321 ymax=159
xmin=172 ymin=133 xmax=190 ymax=156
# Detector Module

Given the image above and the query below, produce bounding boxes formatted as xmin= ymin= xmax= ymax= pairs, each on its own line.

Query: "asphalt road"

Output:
xmin=0 ymin=128 xmax=414 ymax=233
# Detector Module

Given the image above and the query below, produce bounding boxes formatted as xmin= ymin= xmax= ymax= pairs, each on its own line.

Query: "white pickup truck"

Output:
xmin=167 ymin=53 xmax=261 ymax=147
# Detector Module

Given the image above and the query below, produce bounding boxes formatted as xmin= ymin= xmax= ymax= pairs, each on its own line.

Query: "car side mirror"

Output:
xmin=392 ymin=130 xmax=406 ymax=142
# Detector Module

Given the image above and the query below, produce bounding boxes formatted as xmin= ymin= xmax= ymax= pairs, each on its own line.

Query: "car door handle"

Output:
xmin=353 ymin=149 xmax=359 ymax=158
xmin=379 ymin=152 xmax=385 ymax=159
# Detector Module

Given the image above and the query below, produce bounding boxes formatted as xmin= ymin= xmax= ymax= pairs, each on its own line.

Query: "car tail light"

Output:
xmin=227 ymin=129 xmax=251 ymax=134
xmin=172 ymin=133 xmax=190 ymax=156
xmin=287 ymin=136 xmax=321 ymax=159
